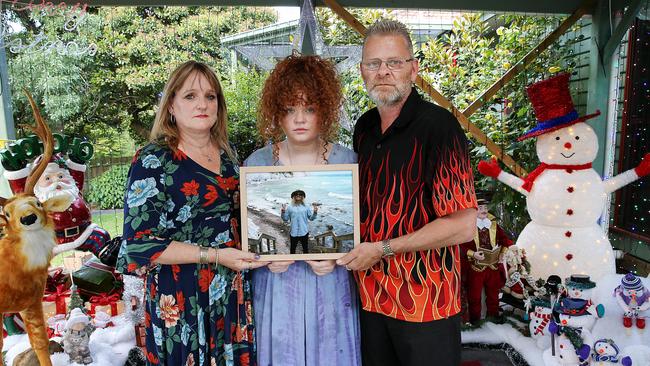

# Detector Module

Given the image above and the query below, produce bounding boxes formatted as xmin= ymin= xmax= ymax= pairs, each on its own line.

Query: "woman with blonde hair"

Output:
xmin=245 ymin=53 xmax=361 ymax=366
xmin=118 ymin=60 xmax=267 ymax=366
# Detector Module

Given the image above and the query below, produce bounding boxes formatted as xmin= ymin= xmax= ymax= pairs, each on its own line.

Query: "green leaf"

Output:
xmin=129 ymin=206 xmax=140 ymax=217
xmin=131 ymin=216 xmax=143 ymax=231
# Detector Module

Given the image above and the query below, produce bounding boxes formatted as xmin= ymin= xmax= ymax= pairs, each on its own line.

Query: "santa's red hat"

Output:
xmin=31 ymin=153 xmax=68 ymax=171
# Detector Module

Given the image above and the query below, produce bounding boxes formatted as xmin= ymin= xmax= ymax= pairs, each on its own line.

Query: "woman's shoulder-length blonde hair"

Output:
xmin=150 ymin=60 xmax=236 ymax=163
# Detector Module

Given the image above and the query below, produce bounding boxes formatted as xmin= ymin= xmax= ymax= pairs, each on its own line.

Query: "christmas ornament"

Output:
xmin=555 ymin=275 xmax=605 ymax=332
xmin=548 ymin=320 xmax=592 ymax=366
xmin=1 ymin=132 xmax=112 ymax=261
xmin=614 ymin=273 xmax=650 ymax=329
xmin=502 ymin=246 xmax=542 ymax=300
xmin=62 ymin=308 xmax=94 ymax=365
xmin=528 ymin=296 xmax=553 ymax=349
xmin=592 ymin=338 xmax=632 ymax=366
xmin=122 ymin=274 xmax=146 ymax=348
xmin=460 ymin=190 xmax=513 ymax=324
xmin=0 ymin=93 xmax=73 ymax=366
xmin=478 ymin=73 xmax=650 ymax=281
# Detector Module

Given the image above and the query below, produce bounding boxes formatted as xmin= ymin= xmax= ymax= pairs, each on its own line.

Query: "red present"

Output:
xmin=43 ymin=284 xmax=71 ymax=315
xmin=46 ymin=267 xmax=70 ymax=292
xmin=89 ymin=293 xmax=120 ymax=316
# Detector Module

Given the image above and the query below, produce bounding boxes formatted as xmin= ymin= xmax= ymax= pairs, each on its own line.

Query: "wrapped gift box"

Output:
xmin=87 ymin=296 xmax=124 ymax=317
xmin=42 ymin=297 xmax=72 ymax=319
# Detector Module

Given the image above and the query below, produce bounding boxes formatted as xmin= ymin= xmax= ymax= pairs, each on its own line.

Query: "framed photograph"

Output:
xmin=240 ymin=164 xmax=360 ymax=261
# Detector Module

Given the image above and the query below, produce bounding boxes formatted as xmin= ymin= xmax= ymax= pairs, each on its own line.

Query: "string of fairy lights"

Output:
xmin=613 ymin=9 xmax=649 ymax=245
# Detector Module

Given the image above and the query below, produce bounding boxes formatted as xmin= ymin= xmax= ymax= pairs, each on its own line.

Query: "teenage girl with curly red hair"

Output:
xmin=244 ymin=53 xmax=361 ymax=366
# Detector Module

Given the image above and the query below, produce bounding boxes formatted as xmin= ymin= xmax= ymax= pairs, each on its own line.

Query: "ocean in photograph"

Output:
xmin=246 ymin=170 xmax=354 ymax=242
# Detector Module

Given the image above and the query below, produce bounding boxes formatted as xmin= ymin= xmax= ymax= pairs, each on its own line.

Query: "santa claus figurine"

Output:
xmin=3 ymin=153 xmax=110 ymax=258
xmin=460 ymin=190 xmax=513 ymax=324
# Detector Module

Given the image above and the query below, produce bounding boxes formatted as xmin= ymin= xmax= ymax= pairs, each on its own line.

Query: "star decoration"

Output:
xmin=233 ymin=0 xmax=361 ymax=73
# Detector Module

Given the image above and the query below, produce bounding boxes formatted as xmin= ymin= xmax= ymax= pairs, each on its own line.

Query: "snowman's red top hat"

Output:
xmin=518 ymin=73 xmax=600 ymax=141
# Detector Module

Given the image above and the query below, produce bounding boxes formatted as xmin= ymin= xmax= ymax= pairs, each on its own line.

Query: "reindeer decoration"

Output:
xmin=0 ymin=92 xmax=73 ymax=366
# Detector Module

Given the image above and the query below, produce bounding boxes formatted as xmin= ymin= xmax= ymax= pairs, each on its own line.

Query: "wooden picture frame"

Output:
xmin=240 ymin=164 xmax=360 ymax=261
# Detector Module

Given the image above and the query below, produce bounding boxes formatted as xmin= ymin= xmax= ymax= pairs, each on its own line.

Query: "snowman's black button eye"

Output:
xmin=575 ymin=136 xmax=580 ymax=140
xmin=555 ymin=136 xmax=560 ymax=140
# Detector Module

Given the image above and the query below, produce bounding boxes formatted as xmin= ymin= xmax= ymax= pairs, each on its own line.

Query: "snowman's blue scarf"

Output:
xmin=593 ymin=354 xmax=619 ymax=362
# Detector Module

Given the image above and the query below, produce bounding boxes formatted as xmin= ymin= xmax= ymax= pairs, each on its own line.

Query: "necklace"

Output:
xmin=180 ymin=140 xmax=216 ymax=162
xmin=285 ymin=140 xmax=322 ymax=165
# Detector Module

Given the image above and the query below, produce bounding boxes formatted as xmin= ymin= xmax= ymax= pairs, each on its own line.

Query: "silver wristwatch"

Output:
xmin=381 ymin=238 xmax=395 ymax=258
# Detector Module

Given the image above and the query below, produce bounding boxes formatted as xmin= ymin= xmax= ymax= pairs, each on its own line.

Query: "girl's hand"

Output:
xmin=218 ymin=248 xmax=269 ymax=271
xmin=306 ymin=260 xmax=335 ymax=276
xmin=268 ymin=261 xmax=294 ymax=273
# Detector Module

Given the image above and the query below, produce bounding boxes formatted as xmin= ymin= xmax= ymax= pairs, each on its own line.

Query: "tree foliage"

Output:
xmin=6 ymin=6 xmax=276 ymax=157
xmin=223 ymin=69 xmax=268 ymax=161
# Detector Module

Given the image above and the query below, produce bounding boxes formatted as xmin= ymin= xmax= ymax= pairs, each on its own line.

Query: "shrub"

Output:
xmin=87 ymin=164 xmax=129 ymax=209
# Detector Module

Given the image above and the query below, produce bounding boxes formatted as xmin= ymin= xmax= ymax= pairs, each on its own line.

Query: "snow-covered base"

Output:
xmin=2 ymin=314 xmax=136 ymax=366
xmin=462 ymin=274 xmax=650 ymax=366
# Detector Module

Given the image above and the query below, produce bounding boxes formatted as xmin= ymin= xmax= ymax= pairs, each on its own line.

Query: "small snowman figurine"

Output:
xmin=63 ymin=308 xmax=94 ymax=364
xmin=614 ymin=273 xmax=650 ymax=329
xmin=479 ymin=73 xmax=650 ymax=281
xmin=556 ymin=275 xmax=604 ymax=331
xmin=528 ymin=297 xmax=553 ymax=348
xmin=548 ymin=319 xmax=592 ymax=366
xmin=592 ymin=338 xmax=632 ymax=366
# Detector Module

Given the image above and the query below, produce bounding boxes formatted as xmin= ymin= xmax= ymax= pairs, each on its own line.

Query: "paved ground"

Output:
xmin=462 ymin=347 xmax=515 ymax=365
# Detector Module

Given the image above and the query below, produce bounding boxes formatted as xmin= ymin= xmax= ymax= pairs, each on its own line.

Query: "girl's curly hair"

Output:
xmin=258 ymin=54 xmax=343 ymax=147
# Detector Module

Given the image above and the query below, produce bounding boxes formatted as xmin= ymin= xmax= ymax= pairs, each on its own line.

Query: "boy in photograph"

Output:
xmin=281 ymin=190 xmax=319 ymax=254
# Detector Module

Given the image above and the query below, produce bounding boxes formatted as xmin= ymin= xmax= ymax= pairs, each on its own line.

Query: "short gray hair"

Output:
xmin=363 ymin=19 xmax=413 ymax=56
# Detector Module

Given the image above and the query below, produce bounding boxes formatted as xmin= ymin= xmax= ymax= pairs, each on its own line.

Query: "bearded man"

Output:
xmin=337 ymin=19 xmax=477 ymax=366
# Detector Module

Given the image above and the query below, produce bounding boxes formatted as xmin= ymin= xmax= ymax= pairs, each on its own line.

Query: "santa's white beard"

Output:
xmin=35 ymin=181 xmax=79 ymax=203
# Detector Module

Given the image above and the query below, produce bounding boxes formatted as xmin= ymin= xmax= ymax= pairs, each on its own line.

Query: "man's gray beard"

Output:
xmin=35 ymin=183 xmax=79 ymax=203
xmin=367 ymin=82 xmax=411 ymax=107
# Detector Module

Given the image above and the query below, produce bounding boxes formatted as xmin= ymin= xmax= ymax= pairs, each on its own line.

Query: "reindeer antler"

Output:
xmin=23 ymin=89 xmax=54 ymax=195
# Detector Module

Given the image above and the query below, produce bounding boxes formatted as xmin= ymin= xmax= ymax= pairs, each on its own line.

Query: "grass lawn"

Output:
xmin=50 ymin=210 xmax=124 ymax=267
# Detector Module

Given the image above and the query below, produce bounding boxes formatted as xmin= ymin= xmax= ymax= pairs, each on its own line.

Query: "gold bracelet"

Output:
xmin=199 ymin=246 xmax=209 ymax=265
xmin=214 ymin=248 xmax=219 ymax=268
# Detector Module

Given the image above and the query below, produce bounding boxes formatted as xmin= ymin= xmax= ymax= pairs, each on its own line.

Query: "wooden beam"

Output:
xmin=415 ymin=78 xmax=527 ymax=177
xmin=322 ymin=0 xmax=367 ymax=35
xmin=323 ymin=0 xmax=529 ymax=177
xmin=78 ymin=0 xmax=597 ymax=14
xmin=461 ymin=0 xmax=595 ymax=118
xmin=603 ymin=0 xmax=643 ymax=62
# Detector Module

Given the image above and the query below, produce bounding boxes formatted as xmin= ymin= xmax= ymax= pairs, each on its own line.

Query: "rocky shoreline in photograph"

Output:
xmin=247 ymin=206 xmax=292 ymax=254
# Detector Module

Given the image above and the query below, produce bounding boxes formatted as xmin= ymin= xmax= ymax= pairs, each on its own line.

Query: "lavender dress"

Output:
xmin=244 ymin=143 xmax=361 ymax=366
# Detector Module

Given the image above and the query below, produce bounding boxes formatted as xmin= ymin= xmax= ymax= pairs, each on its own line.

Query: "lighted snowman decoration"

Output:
xmin=479 ymin=73 xmax=650 ymax=281
xmin=592 ymin=338 xmax=632 ymax=366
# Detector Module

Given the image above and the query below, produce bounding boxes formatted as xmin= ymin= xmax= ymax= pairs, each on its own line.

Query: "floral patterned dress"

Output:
xmin=116 ymin=143 xmax=255 ymax=366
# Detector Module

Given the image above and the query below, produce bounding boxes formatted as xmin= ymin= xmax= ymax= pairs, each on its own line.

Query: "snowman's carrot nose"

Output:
xmin=564 ymin=142 xmax=572 ymax=149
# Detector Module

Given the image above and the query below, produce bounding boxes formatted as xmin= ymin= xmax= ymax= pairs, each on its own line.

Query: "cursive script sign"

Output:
xmin=0 ymin=1 xmax=97 ymax=57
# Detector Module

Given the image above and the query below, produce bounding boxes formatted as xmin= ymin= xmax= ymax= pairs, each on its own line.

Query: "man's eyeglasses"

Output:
xmin=361 ymin=58 xmax=414 ymax=71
